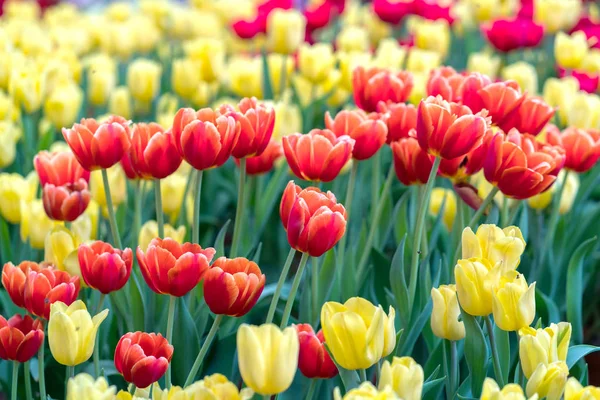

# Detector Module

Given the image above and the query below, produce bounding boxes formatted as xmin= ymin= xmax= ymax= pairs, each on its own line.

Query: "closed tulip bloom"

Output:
xmin=481 ymin=378 xmax=529 ymax=400
xmin=454 ymin=258 xmax=498 ymax=316
xmin=378 ymin=356 xmax=424 ymax=400
xmin=391 ymin=135 xmax=435 ymax=185
xmin=24 ymin=268 xmax=80 ymax=319
xmin=152 ymin=373 xmax=254 ymax=400
xmin=44 ymin=226 xmax=81 ymax=278
xmin=462 ymin=224 xmax=526 ymax=270
xmin=492 ymin=271 xmax=536 ymax=331
xmin=378 ymin=102 xmax=417 ymax=143
xmin=66 ymin=373 xmax=117 ymax=400
xmin=0 ymin=122 xmax=20 ymax=168
xmin=555 ymin=31 xmax=588 ymax=70
xmin=430 ymin=284 xmax=465 ymax=340
xmin=9 ymin=63 xmax=44 ymax=113
xmin=0 ymin=172 xmax=38 ymax=224
xmin=42 ymin=179 xmax=91 ymax=222
xmin=63 ymin=116 xmax=131 ymax=171
xmin=267 ymin=9 xmax=306 ymax=54
xmin=518 ymin=322 xmax=571 ymax=379
xmin=565 ymin=92 xmax=600 ymax=130
xmin=543 ymin=77 xmax=579 ymax=126
xmin=79 ymin=241 xmax=133 ymax=294
xmin=44 ymin=82 xmax=84 ymax=130
xmin=2 ymin=261 xmax=43 ymax=308
xmin=235 ymin=139 xmax=283 ymax=175
xmin=477 ymin=81 xmax=525 ymax=127
xmin=203 ymin=257 xmax=265 ymax=317
xmin=533 ymin=0 xmax=581 ymax=33
xmin=483 ymin=18 xmax=544 ymax=53
xmin=115 ymin=332 xmax=173 ymax=389
xmin=498 ymin=96 xmax=555 ymax=136
xmin=353 ymin=66 xmax=414 ymax=112
xmin=439 ymin=129 xmax=494 ymax=182
xmin=280 ymin=181 xmax=347 ymax=257
xmin=321 ymin=297 xmax=396 ymax=370
xmin=109 ymin=87 xmax=132 ymax=120
xmin=127 ymin=59 xmax=162 ymax=103
xmin=283 ymin=130 xmax=355 ymax=182
xmin=325 ymin=110 xmax=388 ymax=160
xmin=0 ymin=314 xmax=44 ymax=362
xmin=137 ymin=238 xmax=215 ymax=297
xmin=564 ymin=377 xmax=600 ymax=400
xmin=20 ymin=198 xmax=62 ymax=249
xmin=426 ymin=67 xmax=465 ymax=102
xmin=460 ymin=72 xmax=493 ymax=115
xmin=467 ymin=52 xmax=501 ymax=79
xmin=335 ymin=382 xmax=400 ymax=400
xmin=138 ymin=221 xmax=186 ymax=252
xmin=298 ymin=43 xmax=335 ymax=83
xmin=296 ymin=324 xmax=338 ymax=379
xmin=48 ymin=300 xmax=108 ymax=366
xmin=526 ymin=361 xmax=569 ymax=400
xmin=501 ymin=62 xmax=538 ymax=95
xmin=222 ymin=97 xmax=276 ymax=158
xmin=171 ymin=58 xmax=202 ymax=100
xmin=34 ymin=150 xmax=90 ymax=187
xmin=546 ymin=127 xmax=600 ymax=173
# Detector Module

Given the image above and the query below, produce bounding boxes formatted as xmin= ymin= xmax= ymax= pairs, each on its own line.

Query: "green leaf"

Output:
xmin=324 ymin=343 xmax=360 ymax=391
xmin=389 ymin=236 xmax=409 ymax=326
xmin=535 ymin=289 xmax=560 ymax=325
xmin=462 ymin=312 xmax=489 ymax=397
xmin=318 ymin=249 xmax=337 ymax=304
xmin=394 ymin=191 xmax=411 ymax=245
xmin=213 ymin=219 xmax=231 ymax=259
xmin=171 ymin=298 xmax=201 ymax=386
xmin=493 ymin=324 xmax=510 ymax=385
xmin=399 ymin=298 xmax=432 ymax=356
xmin=566 ymin=237 xmax=597 ymax=343
xmin=371 ymin=248 xmax=391 ymax=308
xmin=260 ymin=50 xmax=274 ymax=100
xmin=129 ymin=273 xmax=146 ymax=331
xmin=566 ymin=345 xmax=600 ymax=369
xmin=0 ymin=216 xmax=12 ymax=263
xmin=423 ymin=376 xmax=447 ymax=398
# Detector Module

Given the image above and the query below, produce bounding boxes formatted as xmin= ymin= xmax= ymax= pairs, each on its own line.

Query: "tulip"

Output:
xmin=498 ymin=96 xmax=555 ymax=136
xmin=108 ymin=87 xmax=132 ymax=120
xmin=44 ymin=226 xmax=81 ymax=278
xmin=462 ymin=224 xmax=526 ymax=270
xmin=137 ymin=237 xmax=215 ymax=297
xmin=390 ymin=135 xmax=435 ymax=185
xmin=460 ymin=72 xmax=493 ymax=115
xmin=353 ymin=66 xmax=414 ymax=112
xmin=157 ymin=173 xmax=188 ymax=221
xmin=546 ymin=127 xmax=600 ymax=173
xmin=373 ymin=0 xmax=413 ymax=24
xmin=430 ymin=284 xmax=465 ymax=340
xmin=2 ymin=261 xmax=43 ymax=308
xmin=406 ymin=49 xmax=442 ymax=75
xmin=518 ymin=322 xmax=571 ymax=379
xmin=235 ymin=139 xmax=283 ymax=175
xmin=298 ymin=43 xmax=335 ymax=83
xmin=138 ymin=221 xmax=186 ymax=252
xmin=378 ymin=102 xmax=417 ymax=144
xmin=42 ymin=180 xmax=91 ymax=222
xmin=203 ymin=257 xmax=265 ymax=317
xmin=483 ymin=18 xmax=544 ymax=53
xmin=561 ymin=69 xmax=599 ymax=95
xmin=0 ymin=172 xmax=38 ymax=224
xmin=90 ymin=165 xmax=127 ymax=217
xmin=296 ymin=324 xmax=338 ymax=379
xmin=373 ymin=38 xmax=408 ymax=72
xmin=439 ymin=129 xmax=494 ymax=182
xmin=338 ymin=52 xmax=372 ymax=92
xmin=78 ymin=241 xmax=133 ymax=294
xmin=378 ymin=356 xmax=424 ymax=400
xmin=152 ymin=373 xmax=254 ymax=400
xmin=0 ymin=122 xmax=20 ymax=168
xmin=501 ymin=62 xmax=538 ymax=95
xmin=321 ymin=297 xmax=396 ymax=370
xmin=467 ymin=52 xmax=501 ymax=79
xmin=555 ymin=31 xmax=588 ymax=70
xmin=414 ymin=19 xmax=450 ymax=57
xmin=335 ymin=382 xmax=400 ymax=399
xmin=426 ymin=67 xmax=465 ymax=102
xmin=44 ymin=82 xmax=83 ymax=130
xmin=267 ymin=9 xmax=305 ymax=55
xmin=86 ymin=57 xmax=117 ymax=107
xmin=481 ymin=378 xmax=529 ymax=400
xmin=237 ymin=323 xmax=299 ymax=395
xmin=526 ymin=361 xmax=569 ymax=400
xmin=533 ymin=0 xmax=581 ymax=33
xmin=48 ymin=300 xmax=108 ymax=366
xmin=114 ymin=331 xmax=173 ymax=389
xmin=127 ymin=59 xmax=162 ymax=104
xmin=543 ymin=77 xmax=579 ymax=127
xmin=564 ymin=377 xmax=600 ymax=400
xmin=171 ymin=58 xmax=203 ymax=100
xmin=24 ymin=268 xmax=80 ymax=319
xmin=492 ymin=271 xmax=536 ymax=331
xmin=183 ymin=37 xmax=225 ymax=83
xmin=34 ymin=151 xmax=90 ymax=187
xmin=66 ymin=373 xmax=117 ymax=400
xmin=227 ymin=56 xmax=263 ymax=99
xmin=454 ymin=258 xmax=499 ymax=316
xmin=325 ymin=110 xmax=388 ymax=160
xmin=280 ymin=181 xmax=347 ymax=257
xmin=19 ymin=199 xmax=61 ymax=250
xmin=336 ymin=26 xmax=370 ymax=53
xmin=272 ymin=95 xmax=302 ymax=141
xmin=9 ymin=63 xmax=44 ymax=113
xmin=476 ymin=81 xmax=525 ymax=127
xmin=0 ymin=314 xmax=44 ymax=362
xmin=565 ymin=92 xmax=600 ymax=130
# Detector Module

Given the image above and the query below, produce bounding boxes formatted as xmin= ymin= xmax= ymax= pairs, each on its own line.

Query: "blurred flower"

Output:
xmin=565 ymin=91 xmax=600 ymax=130
xmin=44 ymin=81 xmax=83 ymax=130
xmin=335 ymin=382 xmax=399 ymax=400
xmin=483 ymin=18 xmax=544 ymax=53
xmin=373 ymin=39 xmax=407 ymax=70
xmin=266 ymin=54 xmax=294 ymax=98
xmin=481 ymin=378 xmax=529 ymax=400
xmin=428 ymin=188 xmax=457 ymax=231
xmin=373 ymin=0 xmax=413 ymax=24
xmin=414 ymin=19 xmax=450 ymax=58
xmin=42 ymin=180 xmax=91 ymax=222
xmin=390 ymin=135 xmax=435 ymax=185
xmin=267 ymin=9 xmax=305 ymax=54
xmin=0 ymin=122 xmax=20 ymax=168
xmin=564 ymin=377 xmax=600 ymax=400
xmin=492 ymin=271 xmax=536 ymax=331
xmin=108 ymin=87 xmax=132 ymax=120
xmin=34 ymin=151 xmax=90 ymax=187
xmin=90 ymin=165 xmax=127 ymax=217
xmin=519 ymin=322 xmax=571 ymax=379
xmin=325 ymin=110 xmax=387 ymax=160
xmin=338 ymin=51 xmax=372 ymax=91
xmin=272 ymin=94 xmax=302 ymax=141
xmin=9 ymin=62 xmax=44 ymax=113
xmin=378 ymin=102 xmax=417 ymax=144
xmin=152 ymin=373 xmax=253 ymax=400
xmin=555 ymin=31 xmax=588 ymax=70
xmin=455 ymin=257 xmax=497 ymax=316
xmin=85 ymin=55 xmax=117 ymax=107
xmin=542 ymin=77 xmax=578 ymax=127
xmin=115 ymin=332 xmax=173 ymax=389
xmin=0 ymin=314 xmax=44 ymax=362
xmin=336 ymin=26 xmax=370 ymax=53
xmin=534 ymin=0 xmax=581 ymax=33
xmin=79 ymin=241 xmax=133 ymax=294
xmin=183 ymin=38 xmax=225 ymax=83
xmin=127 ymin=59 xmax=162 ymax=104
xmin=20 ymin=199 xmax=61 ymax=249
xmin=353 ymin=66 xmax=413 ymax=112
xmin=379 ymin=356 xmax=424 ymax=400
xmin=321 ymin=297 xmax=395 ymax=370
xmin=67 ymin=373 xmax=116 ymax=400
xmin=44 ymin=226 xmax=81 ymax=279
xmin=501 ymin=62 xmax=538 ymax=94
xmin=236 ymin=139 xmax=283 ymax=175
xmin=139 ymin=221 xmax=186 ymax=252
xmin=0 ymin=172 xmax=37 ymax=224
xmin=298 ymin=43 xmax=335 ymax=84
xmin=462 ymin=224 xmax=526 ymax=270
xmin=296 ymin=323 xmax=338 ymax=379
xmin=171 ymin=58 xmax=202 ymax=100
xmin=467 ymin=52 xmax=501 ymax=79
xmin=2 ymin=261 xmax=43 ymax=309
xmin=406 ymin=49 xmax=442 ymax=74
xmin=237 ymin=323 xmax=299 ymax=395
xmin=526 ymin=361 xmax=569 ymax=400
xmin=227 ymin=56 xmax=263 ymax=99
xmin=547 ymin=127 xmax=600 ymax=172
xmin=426 ymin=67 xmax=465 ymax=102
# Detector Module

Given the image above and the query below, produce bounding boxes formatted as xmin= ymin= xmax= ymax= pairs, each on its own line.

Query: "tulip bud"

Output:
xmin=115 ymin=332 xmax=173 ymax=389
xmin=334 ymin=382 xmax=400 ymax=400
xmin=172 ymin=58 xmax=202 ymax=100
xmin=296 ymin=324 xmax=338 ymax=379
xmin=338 ymin=51 xmax=372 ymax=92
xmin=66 ymin=373 xmax=117 ymax=400
xmin=272 ymin=95 xmax=302 ymax=142
xmin=455 ymin=258 xmax=498 ymax=316
xmin=406 ymin=49 xmax=442 ymax=74
xmin=481 ymin=377 xmax=529 ymax=400
xmin=127 ymin=59 xmax=162 ymax=104
xmin=42 ymin=180 xmax=91 ymax=222
xmin=534 ymin=0 xmax=581 ymax=33
xmin=353 ymin=67 xmax=414 ymax=113
xmin=492 ymin=271 xmax=536 ymax=331
xmin=0 ymin=314 xmax=44 ymax=362
xmin=227 ymin=56 xmax=263 ymax=99
xmin=237 ymin=323 xmax=299 ymax=395
xmin=0 ymin=172 xmax=38 ymax=224
xmin=414 ymin=20 xmax=450 ymax=58
xmin=518 ymin=322 xmax=571 ymax=379
xmin=138 ymin=221 xmax=186 ymax=252
xmin=183 ymin=37 xmax=225 ymax=83
xmin=267 ymin=9 xmax=306 ymax=55
xmin=373 ymin=39 xmax=407 ymax=70
xmin=378 ymin=356 xmax=424 ymax=400
xmin=565 ymin=92 xmax=600 ymax=130
xmin=79 ymin=241 xmax=133 ymax=294
xmin=461 ymin=224 xmax=526 ymax=270
xmin=86 ymin=56 xmax=117 ymax=107
xmin=428 ymin=188 xmax=457 ymax=231
xmin=390 ymin=136 xmax=435 ymax=186
xmin=108 ymin=87 xmax=133 ymax=120
xmin=44 ymin=226 xmax=81 ymax=279
xmin=467 ymin=52 xmax=501 ymax=79
xmin=298 ymin=43 xmax=335 ymax=84
xmin=564 ymin=377 xmax=600 ymax=400
xmin=526 ymin=361 xmax=569 ymax=400
xmin=430 ymin=284 xmax=465 ymax=340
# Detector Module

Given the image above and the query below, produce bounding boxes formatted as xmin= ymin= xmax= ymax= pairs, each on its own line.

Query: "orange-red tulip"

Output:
xmin=42 ymin=179 xmax=91 ymax=222
xmin=283 ymin=129 xmax=354 ymax=182
xmin=325 ymin=110 xmax=387 ymax=160
xmin=353 ymin=66 xmax=413 ymax=112
xmin=296 ymin=323 xmax=338 ymax=379
xmin=34 ymin=150 xmax=90 ymax=187
xmin=427 ymin=66 xmax=465 ymax=102
xmin=114 ymin=332 xmax=173 ymax=389
xmin=120 ymin=123 xmax=182 ymax=180
xmin=203 ymin=257 xmax=266 ymax=317
xmin=79 ymin=241 xmax=133 ymax=294
xmin=391 ymin=134 xmax=435 ymax=185
xmin=235 ymin=138 xmax=283 ymax=175
xmin=2 ymin=261 xmax=43 ymax=309
xmin=547 ymin=127 xmax=600 ymax=173
xmin=416 ymin=96 xmax=488 ymax=159
xmin=62 ymin=116 xmax=131 ymax=171
xmin=498 ymin=96 xmax=555 ymax=136
xmin=378 ymin=102 xmax=418 ymax=144
xmin=280 ymin=181 xmax=347 ymax=257
xmin=477 ymin=81 xmax=525 ymax=127
xmin=460 ymin=72 xmax=493 ymax=114
xmin=0 ymin=314 xmax=44 ymax=362
xmin=172 ymin=108 xmax=240 ymax=171
xmin=439 ymin=129 xmax=494 ymax=181
xmin=24 ymin=268 xmax=80 ymax=319
xmin=484 ymin=129 xmax=565 ymax=199
xmin=137 ymin=238 xmax=215 ymax=297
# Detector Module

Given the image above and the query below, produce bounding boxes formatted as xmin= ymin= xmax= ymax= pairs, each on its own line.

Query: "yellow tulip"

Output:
xmin=378 ymin=357 xmax=424 ymax=400
xmin=414 ymin=20 xmax=450 ymax=58
xmin=534 ymin=0 xmax=581 ymax=33
xmin=555 ymin=31 xmax=588 ymax=70
xmin=565 ymin=377 xmax=600 ymax=400
xmin=155 ymin=93 xmax=179 ymax=123
xmin=0 ymin=121 xmax=21 ymax=168
xmin=321 ymin=297 xmax=396 ymax=370
xmin=237 ymin=323 xmax=298 ymax=396
xmin=139 ymin=220 xmax=186 ymax=251
xmin=0 ymin=90 xmax=21 ymax=122
xmin=501 ymin=62 xmax=538 ymax=94
xmin=108 ymin=86 xmax=133 ymax=120
xmin=115 ymin=386 xmax=150 ymax=400
xmin=322 ymin=70 xmax=351 ymax=108
xmin=49 ymin=300 xmax=109 ymax=366
xmin=526 ymin=361 xmax=569 ymax=400
xmin=298 ymin=43 xmax=335 ymax=84
xmin=20 ymin=199 xmax=61 ymax=250
xmin=171 ymin=58 xmax=202 ymax=100
xmin=267 ymin=54 xmax=295 ymax=98
xmin=543 ymin=77 xmax=579 ymax=127
xmin=406 ymin=49 xmax=442 ymax=74
xmin=0 ymin=172 xmax=37 ymax=224
xmin=44 ymin=225 xmax=82 ymax=279
xmin=492 ymin=271 xmax=536 ymax=331
xmin=408 ymin=72 xmax=428 ymax=106
xmin=466 ymin=0 xmax=518 ymax=22
xmin=127 ymin=59 xmax=162 ymax=104
xmin=428 ymin=188 xmax=457 ymax=231
xmin=272 ymin=93 xmax=302 ymax=142
xmin=528 ymin=170 xmax=579 ymax=214
xmin=4 ymin=1 xmax=40 ymax=20
xmin=338 ymin=51 xmax=372 ymax=91
xmin=0 ymin=51 xmax=26 ymax=91
xmin=467 ymin=52 xmax=501 ymax=79
xmin=183 ymin=38 xmax=225 ymax=83
xmin=152 ymin=374 xmax=253 ymax=400
xmin=85 ymin=55 xmax=117 ymax=107
xmin=67 ymin=373 xmax=117 ymax=400
xmin=518 ymin=322 xmax=571 ymax=379
xmin=430 ymin=284 xmax=465 ymax=341
xmin=481 ymin=377 xmax=529 ymax=400
xmin=334 ymin=382 xmax=400 ymax=400
xmin=373 ymin=39 xmax=407 ymax=70
xmin=106 ymin=2 xmax=132 ymax=21
xmin=99 ymin=22 xmax=137 ymax=60
xmin=90 ymin=166 xmax=127 ymax=217
xmin=227 ymin=56 xmax=263 ymax=99
xmin=44 ymin=81 xmax=83 ymax=130
xmin=267 ymin=9 xmax=306 ymax=55
xmin=9 ymin=62 xmax=44 ymax=113
xmin=160 ymin=172 xmax=187 ymax=221
xmin=580 ymin=49 xmax=600 ymax=75
xmin=337 ymin=26 xmax=370 ymax=54
xmin=364 ymin=8 xmax=393 ymax=46
xmin=454 ymin=258 xmax=498 ymax=316
xmin=462 ymin=224 xmax=526 ymax=270
xmin=130 ymin=15 xmax=161 ymax=54
xmin=566 ymin=92 xmax=600 ymax=130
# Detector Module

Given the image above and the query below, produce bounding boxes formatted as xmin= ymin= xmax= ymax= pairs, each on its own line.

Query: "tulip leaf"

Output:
xmin=566 ymin=345 xmax=600 ymax=369
xmin=535 ymin=289 xmax=560 ymax=325
xmin=423 ymin=376 xmax=446 ymax=399
xmin=318 ymin=249 xmax=337 ymax=304
xmin=324 ymin=343 xmax=360 ymax=391
xmin=213 ymin=219 xmax=231 ymax=259
xmin=566 ymin=236 xmax=597 ymax=343
xmin=462 ymin=311 xmax=488 ymax=397
xmin=260 ymin=50 xmax=274 ymax=100
xmin=371 ymin=248 xmax=391 ymax=308
xmin=171 ymin=297 xmax=201 ymax=386
xmin=393 ymin=190 xmax=411 ymax=245
xmin=254 ymin=164 xmax=288 ymax=244
xmin=399 ymin=298 xmax=432 ymax=356
xmin=0 ymin=216 xmax=12 ymax=263
xmin=129 ymin=273 xmax=146 ymax=331
xmin=493 ymin=323 xmax=510 ymax=385
xmin=251 ymin=242 xmax=263 ymax=263
xmin=390 ymin=236 xmax=409 ymax=327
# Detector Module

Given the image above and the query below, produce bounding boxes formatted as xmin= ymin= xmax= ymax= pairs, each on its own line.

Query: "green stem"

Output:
xmin=93 ymin=293 xmax=106 ymax=377
xmin=539 ymin=171 xmax=569 ymax=270
xmin=11 ymin=361 xmax=18 ymax=400
xmin=132 ymin=180 xmax=143 ymax=249
xmin=266 ymin=248 xmax=296 ymax=324
xmin=311 ymin=256 xmax=319 ymax=325
xmin=155 ymin=179 xmax=164 ymax=238
xmin=24 ymin=361 xmax=32 ymax=400
xmin=38 ymin=337 xmax=46 ymax=400
xmin=280 ymin=252 xmax=310 ymax=328
xmin=356 ymin=164 xmax=396 ymax=281
xmin=507 ymin=201 xmax=522 ymax=226
xmin=359 ymin=368 xmax=367 ymax=382
xmin=278 ymin=54 xmax=288 ymax=99
xmin=184 ymin=314 xmax=224 ymax=387
xmin=306 ymin=379 xmax=319 ymax=400
xmin=192 ymin=170 xmax=203 ymax=244
xmin=485 ymin=316 xmax=505 ymax=386
xmin=165 ymin=296 xmax=177 ymax=388
xmin=407 ymin=157 xmax=441 ymax=317
xmin=230 ymin=159 xmax=247 ymax=257
xmin=371 ymin=152 xmax=382 ymax=247
xmin=501 ymin=196 xmax=509 ymax=227
xmin=177 ymin=171 xmax=195 ymax=227
xmin=129 ymin=383 xmax=137 ymax=395
xmin=336 ymin=161 xmax=358 ymax=296
xmin=450 ymin=341 xmax=458 ymax=398
xmin=65 ymin=365 xmax=74 ymax=395
xmin=101 ymin=168 xmax=122 ymax=248
xmin=443 ymin=340 xmax=450 ymax=400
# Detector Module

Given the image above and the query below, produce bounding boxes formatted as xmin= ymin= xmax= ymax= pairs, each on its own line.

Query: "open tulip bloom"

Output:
xmin=2 ymin=1 xmax=600 ymax=399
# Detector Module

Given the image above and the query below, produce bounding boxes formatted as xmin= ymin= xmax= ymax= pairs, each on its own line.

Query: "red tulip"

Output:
xmin=0 ymin=315 xmax=44 ymax=362
xmin=62 ymin=116 xmax=131 ymax=171
xmin=34 ymin=150 xmax=90 ymax=187
xmin=283 ymin=129 xmax=354 ymax=182
xmin=280 ymin=181 xmax=347 ymax=257
xmin=477 ymin=81 xmax=525 ymax=127
xmin=114 ymin=332 xmax=173 ymax=389
xmin=232 ymin=15 xmax=268 ymax=39
xmin=391 ymin=134 xmax=435 ymax=185
xmin=42 ymin=179 xmax=91 ymax=222
xmin=558 ymin=68 xmax=600 ymax=93
xmin=172 ymin=108 xmax=240 ymax=171
xmin=413 ymin=0 xmax=454 ymax=23
xmin=426 ymin=66 xmax=464 ymax=102
xmin=460 ymin=72 xmax=493 ymax=114
xmin=372 ymin=0 xmax=413 ymax=24
xmin=353 ymin=66 xmax=414 ymax=112
xmin=483 ymin=18 xmax=544 ymax=53
xmin=2 ymin=262 xmax=43 ymax=309
xmin=79 ymin=241 xmax=133 ymax=294
xmin=378 ymin=102 xmax=418 ymax=143
xmin=305 ymin=0 xmax=340 ymax=31
xmin=235 ymin=139 xmax=283 ymax=175
xmin=137 ymin=238 xmax=215 ymax=297
xmin=325 ymin=110 xmax=387 ymax=160
xmin=121 ymin=123 xmax=182 ymax=180
xmin=203 ymin=257 xmax=266 ymax=317
xmin=24 ymin=268 xmax=80 ymax=319
xmin=416 ymin=96 xmax=488 ymax=159
xmin=547 ymin=127 xmax=600 ymax=172
xmin=498 ymin=96 xmax=555 ymax=136
xmin=484 ymin=129 xmax=565 ymax=199
xmin=439 ymin=129 xmax=494 ymax=181
xmin=296 ymin=323 xmax=338 ymax=379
